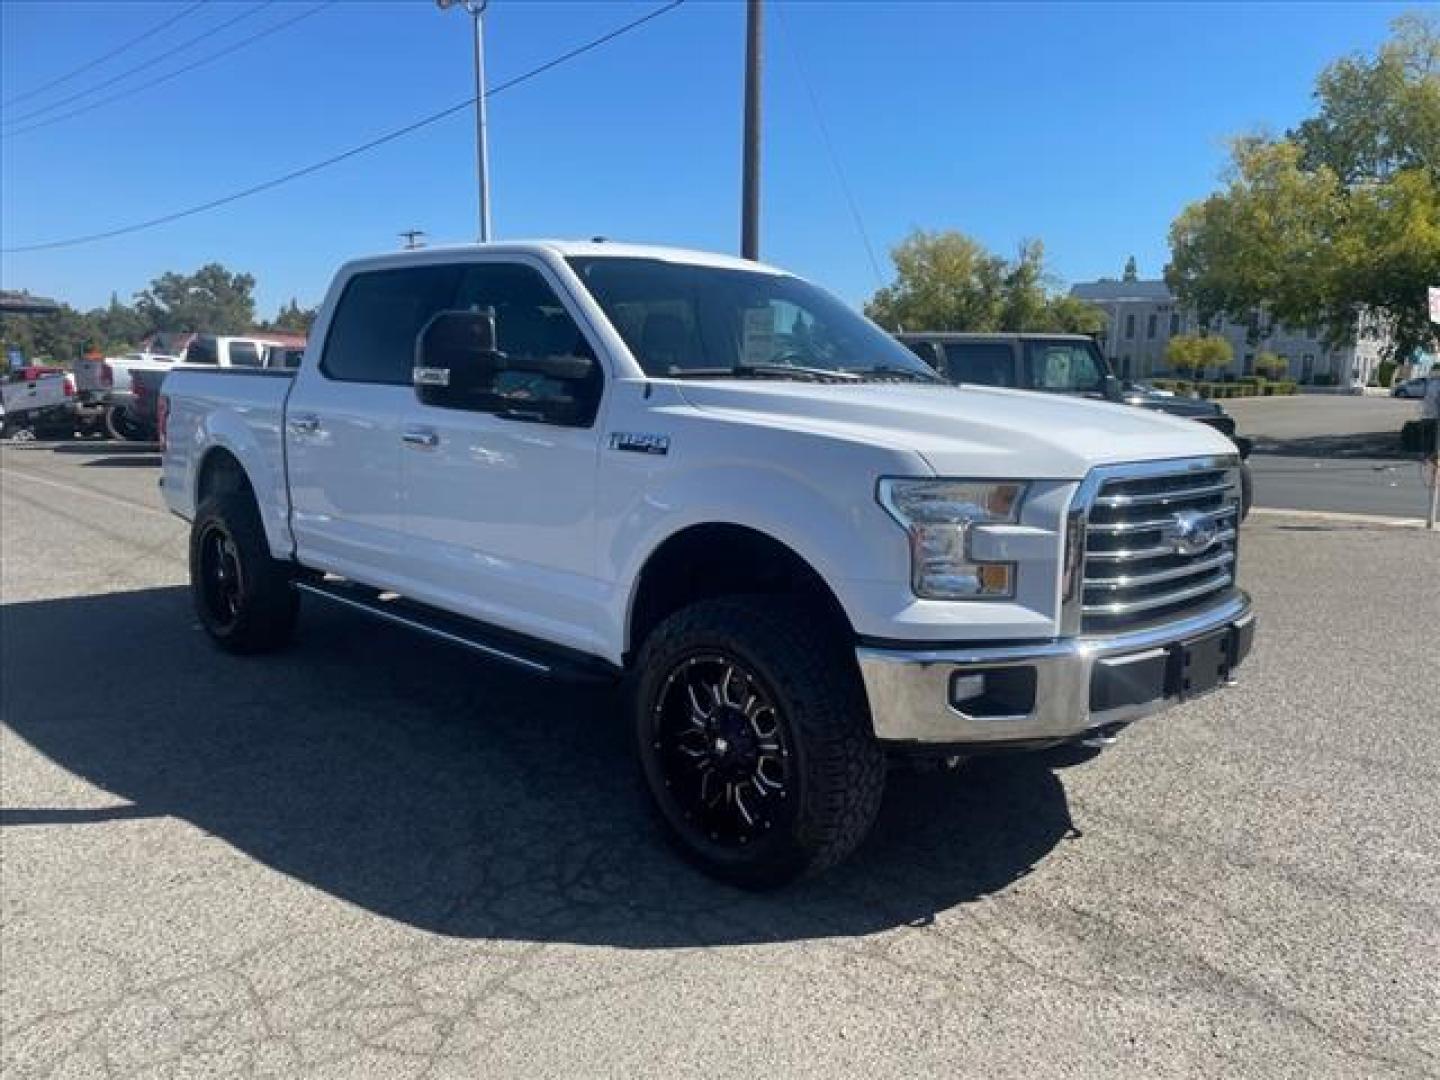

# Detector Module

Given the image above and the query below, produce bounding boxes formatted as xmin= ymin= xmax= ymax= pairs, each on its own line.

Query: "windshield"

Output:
xmin=1021 ymin=340 xmax=1106 ymax=393
xmin=568 ymin=256 xmax=940 ymax=381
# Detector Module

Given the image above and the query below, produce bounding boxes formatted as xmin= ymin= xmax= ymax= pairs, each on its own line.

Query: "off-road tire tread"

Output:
xmin=631 ymin=595 xmax=885 ymax=887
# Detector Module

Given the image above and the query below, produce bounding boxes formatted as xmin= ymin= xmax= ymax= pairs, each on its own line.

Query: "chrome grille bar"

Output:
xmin=1084 ymin=527 xmax=1237 ymax=561
xmin=1093 ymin=481 xmax=1233 ymax=507
xmin=1083 ymin=569 xmax=1236 ymax=616
xmin=1086 ymin=504 xmax=1237 ymax=534
xmin=1065 ymin=455 xmax=1242 ymax=634
xmin=1085 ymin=550 xmax=1235 ymax=590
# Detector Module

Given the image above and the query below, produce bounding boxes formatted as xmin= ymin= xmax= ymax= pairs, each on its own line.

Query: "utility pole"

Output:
xmin=438 ymin=0 xmax=492 ymax=242
xmin=399 ymin=229 xmax=427 ymax=250
xmin=741 ymin=0 xmax=762 ymax=260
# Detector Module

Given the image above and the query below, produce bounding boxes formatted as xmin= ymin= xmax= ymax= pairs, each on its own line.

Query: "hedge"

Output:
xmin=1148 ymin=379 xmax=1297 ymax=398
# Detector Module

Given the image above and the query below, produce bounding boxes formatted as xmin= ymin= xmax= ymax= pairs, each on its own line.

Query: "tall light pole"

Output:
xmin=438 ymin=0 xmax=492 ymax=242
xmin=741 ymin=0 xmax=762 ymax=260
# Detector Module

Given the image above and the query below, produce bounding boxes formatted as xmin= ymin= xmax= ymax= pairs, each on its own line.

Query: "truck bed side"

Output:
xmin=161 ymin=368 xmax=297 ymax=559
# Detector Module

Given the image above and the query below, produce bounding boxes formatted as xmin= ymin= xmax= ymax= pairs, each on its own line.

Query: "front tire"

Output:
xmin=630 ymin=597 xmax=885 ymax=888
xmin=189 ymin=491 xmax=298 ymax=654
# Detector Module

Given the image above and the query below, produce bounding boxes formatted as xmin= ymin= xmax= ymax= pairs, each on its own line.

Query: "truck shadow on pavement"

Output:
xmin=1 ymin=587 xmax=1076 ymax=947
xmin=50 ymin=441 xmax=159 ymax=455
xmin=1251 ymin=430 xmax=1412 ymax=459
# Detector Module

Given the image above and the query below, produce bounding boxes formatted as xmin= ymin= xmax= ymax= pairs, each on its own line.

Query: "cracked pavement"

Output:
xmin=2 ymin=441 xmax=1437 ymax=1078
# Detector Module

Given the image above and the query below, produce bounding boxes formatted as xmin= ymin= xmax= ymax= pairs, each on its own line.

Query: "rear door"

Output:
xmin=285 ymin=264 xmax=463 ymax=586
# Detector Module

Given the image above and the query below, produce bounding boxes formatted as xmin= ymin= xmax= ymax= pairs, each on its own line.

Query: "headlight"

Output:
xmin=878 ymin=479 xmax=1027 ymax=599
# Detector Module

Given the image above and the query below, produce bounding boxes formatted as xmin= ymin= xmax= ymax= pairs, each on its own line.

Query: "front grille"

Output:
xmin=1079 ymin=461 xmax=1241 ymax=633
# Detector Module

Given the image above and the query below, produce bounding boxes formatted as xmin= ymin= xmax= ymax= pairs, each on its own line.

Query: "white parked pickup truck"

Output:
xmin=160 ymin=242 xmax=1255 ymax=886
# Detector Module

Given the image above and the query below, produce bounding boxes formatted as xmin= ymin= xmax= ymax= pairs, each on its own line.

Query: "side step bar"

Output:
xmin=294 ymin=578 xmax=619 ymax=684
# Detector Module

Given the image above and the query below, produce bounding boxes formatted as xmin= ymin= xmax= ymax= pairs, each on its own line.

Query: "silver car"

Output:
xmin=1392 ymin=376 xmax=1431 ymax=398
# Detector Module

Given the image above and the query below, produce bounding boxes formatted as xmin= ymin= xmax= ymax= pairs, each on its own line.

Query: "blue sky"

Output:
xmin=0 ymin=0 xmax=1417 ymax=319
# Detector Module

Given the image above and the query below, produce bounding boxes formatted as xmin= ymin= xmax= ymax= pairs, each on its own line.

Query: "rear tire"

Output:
xmin=104 ymin=404 xmax=150 ymax=442
xmin=629 ymin=596 xmax=885 ymax=888
xmin=190 ymin=491 xmax=298 ymax=654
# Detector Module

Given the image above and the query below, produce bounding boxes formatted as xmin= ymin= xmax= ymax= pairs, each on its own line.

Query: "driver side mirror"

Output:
xmin=1102 ymin=373 xmax=1123 ymax=402
xmin=414 ymin=309 xmax=502 ymax=408
xmin=413 ymin=309 xmax=600 ymax=424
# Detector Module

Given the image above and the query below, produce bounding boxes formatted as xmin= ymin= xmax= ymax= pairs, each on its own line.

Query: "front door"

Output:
xmin=286 ymin=263 xmax=461 ymax=587
xmin=400 ymin=258 xmax=609 ymax=657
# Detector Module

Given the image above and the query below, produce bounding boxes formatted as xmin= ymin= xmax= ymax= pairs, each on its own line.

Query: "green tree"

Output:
xmin=1165 ymin=334 xmax=1202 ymax=377
xmin=89 ymin=292 xmax=147 ymax=351
xmin=135 ymin=263 xmax=256 ymax=334
xmin=1 ymin=302 xmax=103 ymax=364
xmin=1196 ymin=335 xmax=1235 ymax=379
xmin=265 ymin=298 xmax=317 ymax=334
xmin=1292 ymin=12 xmax=1440 ymax=183
xmin=865 ymin=230 xmax=1103 ymax=335
xmin=1167 ymin=14 xmax=1440 ymax=361
xmin=1122 ymin=255 xmax=1139 ymax=282
xmin=1254 ymin=350 xmax=1288 ymax=378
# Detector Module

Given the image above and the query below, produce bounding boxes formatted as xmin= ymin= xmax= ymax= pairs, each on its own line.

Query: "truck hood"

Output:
xmin=674 ymin=381 xmax=1237 ymax=479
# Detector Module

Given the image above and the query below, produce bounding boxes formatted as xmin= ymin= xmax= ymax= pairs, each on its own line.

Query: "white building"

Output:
xmin=1069 ymin=279 xmax=1390 ymax=387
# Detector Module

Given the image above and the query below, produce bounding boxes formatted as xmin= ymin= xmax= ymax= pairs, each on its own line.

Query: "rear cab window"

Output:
xmin=185 ymin=337 xmax=219 ymax=365
xmin=228 ymin=341 xmax=261 ymax=367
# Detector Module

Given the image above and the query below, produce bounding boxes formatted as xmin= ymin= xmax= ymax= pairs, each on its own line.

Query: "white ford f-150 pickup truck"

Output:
xmin=160 ymin=241 xmax=1255 ymax=886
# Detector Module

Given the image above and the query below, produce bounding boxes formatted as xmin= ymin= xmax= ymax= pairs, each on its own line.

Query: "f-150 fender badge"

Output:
xmin=609 ymin=432 xmax=670 ymax=456
xmin=412 ymin=366 xmax=451 ymax=387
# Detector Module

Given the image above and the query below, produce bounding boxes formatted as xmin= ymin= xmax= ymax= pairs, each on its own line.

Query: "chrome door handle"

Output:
xmin=288 ymin=413 xmax=320 ymax=434
xmin=402 ymin=427 xmax=439 ymax=449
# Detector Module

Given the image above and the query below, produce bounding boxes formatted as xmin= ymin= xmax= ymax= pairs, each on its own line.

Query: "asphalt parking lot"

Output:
xmin=2 ymin=442 xmax=1437 ymax=1079
xmin=1230 ymin=395 xmax=1434 ymax=519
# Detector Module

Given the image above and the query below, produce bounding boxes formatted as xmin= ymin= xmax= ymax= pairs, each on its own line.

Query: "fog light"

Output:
xmin=950 ymin=673 xmax=987 ymax=704
xmin=948 ymin=666 xmax=1038 ymax=718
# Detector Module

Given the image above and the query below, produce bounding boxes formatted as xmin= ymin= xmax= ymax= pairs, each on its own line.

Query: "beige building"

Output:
xmin=1070 ymin=279 xmax=1389 ymax=387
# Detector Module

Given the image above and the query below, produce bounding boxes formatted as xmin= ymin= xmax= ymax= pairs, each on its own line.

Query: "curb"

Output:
xmin=1247 ymin=507 xmax=1431 ymax=529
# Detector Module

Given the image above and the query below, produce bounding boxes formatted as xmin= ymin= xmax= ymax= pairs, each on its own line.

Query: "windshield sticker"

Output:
xmin=741 ymin=307 xmax=775 ymax=366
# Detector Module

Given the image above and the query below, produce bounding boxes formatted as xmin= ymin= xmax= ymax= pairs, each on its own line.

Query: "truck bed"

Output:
xmin=161 ymin=367 xmax=296 ymax=557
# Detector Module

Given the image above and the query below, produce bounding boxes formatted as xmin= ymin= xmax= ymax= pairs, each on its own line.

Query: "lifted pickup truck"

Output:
xmin=161 ymin=242 xmax=1255 ymax=886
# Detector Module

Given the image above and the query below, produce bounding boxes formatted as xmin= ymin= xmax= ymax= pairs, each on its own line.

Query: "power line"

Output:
xmin=0 ymin=0 xmax=208 ymax=110
xmin=2 ymin=1 xmax=275 ymax=131
xmin=2 ymin=0 xmax=688 ymax=255
xmin=2 ymin=2 xmax=332 ymax=140
xmin=773 ymin=3 xmax=885 ymax=288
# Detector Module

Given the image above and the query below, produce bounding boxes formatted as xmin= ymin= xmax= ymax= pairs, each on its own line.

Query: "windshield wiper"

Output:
xmin=856 ymin=365 xmax=945 ymax=384
xmin=665 ymin=364 xmax=861 ymax=383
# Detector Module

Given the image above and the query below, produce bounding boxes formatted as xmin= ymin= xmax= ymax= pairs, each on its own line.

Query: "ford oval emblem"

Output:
xmin=1167 ymin=509 xmax=1218 ymax=557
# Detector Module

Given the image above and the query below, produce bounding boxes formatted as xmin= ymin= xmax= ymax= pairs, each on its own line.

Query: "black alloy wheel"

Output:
xmin=651 ymin=652 xmax=793 ymax=847
xmin=196 ymin=521 xmax=245 ymax=630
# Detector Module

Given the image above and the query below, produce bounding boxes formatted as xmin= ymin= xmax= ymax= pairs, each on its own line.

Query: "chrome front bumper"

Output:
xmin=858 ymin=592 xmax=1254 ymax=746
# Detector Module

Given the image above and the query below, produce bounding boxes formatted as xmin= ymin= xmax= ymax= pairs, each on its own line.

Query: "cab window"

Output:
xmin=1023 ymin=342 xmax=1103 ymax=392
xmin=228 ymin=341 xmax=260 ymax=367
xmin=448 ymin=262 xmax=601 ymax=426
xmin=942 ymin=342 xmax=1015 ymax=386
xmin=321 ymin=265 xmax=463 ymax=385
